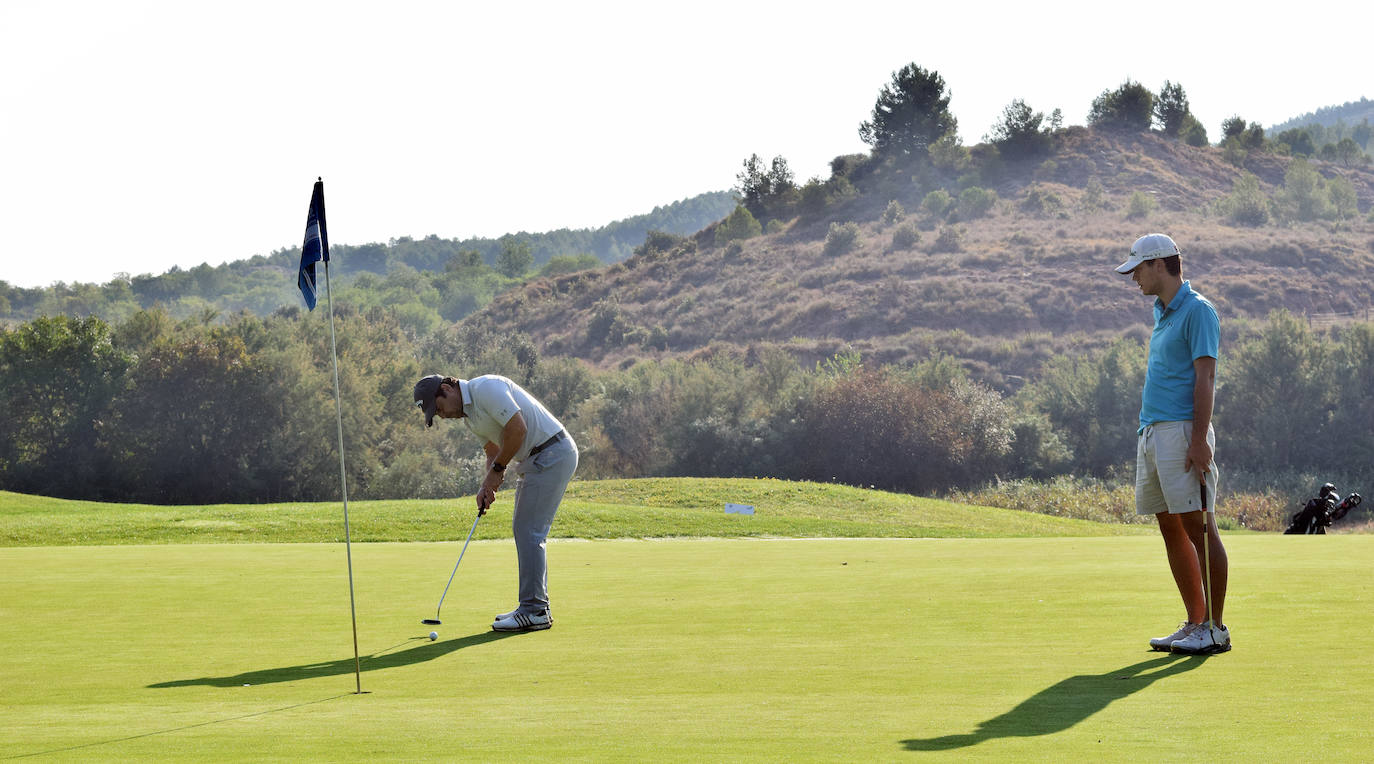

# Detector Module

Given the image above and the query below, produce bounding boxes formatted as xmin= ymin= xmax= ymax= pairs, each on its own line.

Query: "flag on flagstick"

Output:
xmin=297 ymin=177 xmax=364 ymax=694
xmin=299 ymin=178 xmax=329 ymax=310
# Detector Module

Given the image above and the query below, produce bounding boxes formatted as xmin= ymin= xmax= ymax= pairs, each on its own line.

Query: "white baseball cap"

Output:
xmin=1116 ymin=233 xmax=1181 ymax=274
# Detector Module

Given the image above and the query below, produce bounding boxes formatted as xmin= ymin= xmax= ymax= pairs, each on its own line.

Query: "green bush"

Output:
xmin=1019 ymin=186 xmax=1063 ymax=217
xmin=922 ymin=189 xmax=953 ymax=217
xmin=823 ymin=222 xmax=861 ymax=257
xmin=958 ymin=186 xmax=996 ymax=218
xmin=892 ymin=222 xmax=920 ymax=250
xmin=1216 ymin=174 xmax=1271 ymax=226
xmin=1126 ymin=191 xmax=1156 ymax=220
xmin=717 ymin=205 xmax=763 ymax=243
xmin=1278 ymin=159 xmax=1334 ymax=222
xmin=882 ymin=200 xmax=905 ymax=225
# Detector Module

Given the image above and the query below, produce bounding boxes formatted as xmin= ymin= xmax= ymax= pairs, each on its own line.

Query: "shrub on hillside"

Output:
xmin=824 ymin=222 xmax=861 ymax=256
xmin=1216 ymin=174 xmax=1271 ymax=226
xmin=892 ymin=222 xmax=920 ymax=250
xmin=586 ymin=298 xmax=633 ymax=347
xmin=1222 ymin=139 xmax=1248 ymax=167
xmin=882 ymin=200 xmax=905 ymax=225
xmin=922 ymin=189 xmax=953 ymax=217
xmin=931 ymin=226 xmax=964 ymax=253
xmin=1126 ymin=191 xmax=1156 ymax=220
xmin=1326 ymin=176 xmax=1359 ymax=219
xmin=1019 ymin=186 xmax=1063 ymax=217
xmin=958 ymin=186 xmax=997 ymax=219
xmin=798 ymin=177 xmax=830 ymax=220
xmin=716 ymin=205 xmax=763 ymax=243
xmin=1278 ymin=159 xmax=1335 ymax=222
xmin=1079 ymin=180 xmax=1106 ymax=213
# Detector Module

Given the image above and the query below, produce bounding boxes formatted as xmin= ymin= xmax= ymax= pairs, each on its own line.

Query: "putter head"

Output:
xmin=421 ymin=618 xmax=442 ymax=625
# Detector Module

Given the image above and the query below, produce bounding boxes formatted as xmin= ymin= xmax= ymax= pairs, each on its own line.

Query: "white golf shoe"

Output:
xmin=1149 ymin=622 xmax=1198 ymax=652
xmin=1171 ymin=622 xmax=1231 ymax=654
xmin=492 ymin=608 xmax=552 ymax=632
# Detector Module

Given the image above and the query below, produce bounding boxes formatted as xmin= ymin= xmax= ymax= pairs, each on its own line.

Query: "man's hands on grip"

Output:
xmin=1185 ymin=438 xmax=1213 ymax=485
xmin=477 ymin=466 xmax=504 ymax=514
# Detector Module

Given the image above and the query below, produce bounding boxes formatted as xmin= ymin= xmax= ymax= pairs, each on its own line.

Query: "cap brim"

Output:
xmin=1116 ymin=257 xmax=1142 ymax=274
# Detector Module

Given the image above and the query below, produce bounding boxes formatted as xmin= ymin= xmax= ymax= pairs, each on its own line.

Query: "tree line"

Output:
xmin=0 ymin=191 xmax=737 ymax=325
xmin=2 ymin=309 xmax=1369 ymax=506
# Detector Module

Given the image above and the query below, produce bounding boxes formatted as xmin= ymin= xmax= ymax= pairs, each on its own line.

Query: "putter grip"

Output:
xmin=1200 ymin=483 xmax=1208 ymax=510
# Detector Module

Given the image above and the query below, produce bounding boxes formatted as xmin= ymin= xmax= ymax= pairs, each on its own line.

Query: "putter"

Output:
xmin=421 ymin=502 xmax=486 ymax=626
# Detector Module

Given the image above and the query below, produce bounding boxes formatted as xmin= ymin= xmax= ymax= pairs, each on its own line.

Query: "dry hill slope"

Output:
xmin=466 ymin=129 xmax=1374 ymax=388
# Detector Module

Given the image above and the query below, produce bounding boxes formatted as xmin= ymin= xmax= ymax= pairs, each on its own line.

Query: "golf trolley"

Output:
xmin=1283 ymin=483 xmax=1362 ymax=534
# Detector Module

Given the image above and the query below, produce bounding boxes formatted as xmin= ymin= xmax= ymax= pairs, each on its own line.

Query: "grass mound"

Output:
xmin=0 ymin=478 xmax=1155 ymax=547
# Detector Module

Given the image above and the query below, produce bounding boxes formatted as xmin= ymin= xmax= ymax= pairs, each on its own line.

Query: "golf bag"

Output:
xmin=1283 ymin=483 xmax=1363 ymax=534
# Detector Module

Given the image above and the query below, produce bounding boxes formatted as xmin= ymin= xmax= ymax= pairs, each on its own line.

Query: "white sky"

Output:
xmin=2 ymin=1 xmax=1370 ymax=288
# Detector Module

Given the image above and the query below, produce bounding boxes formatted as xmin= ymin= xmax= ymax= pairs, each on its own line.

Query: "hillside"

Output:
xmin=466 ymin=128 xmax=1374 ymax=388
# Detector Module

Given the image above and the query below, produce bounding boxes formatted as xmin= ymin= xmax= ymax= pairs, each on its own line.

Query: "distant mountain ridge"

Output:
xmin=0 ymin=191 xmax=737 ymax=322
xmin=1269 ymin=97 xmax=1374 ymax=134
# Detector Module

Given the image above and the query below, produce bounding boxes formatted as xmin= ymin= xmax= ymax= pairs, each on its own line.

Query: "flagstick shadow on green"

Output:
xmin=901 ymin=654 xmax=1207 ymax=752
xmin=148 ymin=631 xmax=520 ymax=689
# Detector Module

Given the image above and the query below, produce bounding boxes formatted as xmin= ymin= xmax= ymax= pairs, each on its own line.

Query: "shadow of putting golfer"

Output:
xmin=148 ymin=631 xmax=519 ymax=689
xmin=901 ymin=654 xmax=1207 ymax=751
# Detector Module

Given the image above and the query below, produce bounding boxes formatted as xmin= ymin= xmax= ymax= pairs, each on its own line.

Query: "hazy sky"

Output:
xmin=2 ymin=1 xmax=1369 ymax=288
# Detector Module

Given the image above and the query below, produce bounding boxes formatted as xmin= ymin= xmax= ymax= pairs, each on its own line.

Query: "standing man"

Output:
xmin=1116 ymin=233 xmax=1230 ymax=655
xmin=414 ymin=373 xmax=577 ymax=632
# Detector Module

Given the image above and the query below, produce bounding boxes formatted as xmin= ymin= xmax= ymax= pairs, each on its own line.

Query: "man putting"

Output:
xmin=1117 ymin=233 xmax=1230 ymax=655
xmin=414 ymin=373 xmax=577 ymax=632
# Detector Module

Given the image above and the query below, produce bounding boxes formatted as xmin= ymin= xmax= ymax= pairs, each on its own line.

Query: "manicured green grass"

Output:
xmin=3 ymin=536 xmax=1372 ymax=761
xmin=0 ymin=478 xmax=1157 ymax=547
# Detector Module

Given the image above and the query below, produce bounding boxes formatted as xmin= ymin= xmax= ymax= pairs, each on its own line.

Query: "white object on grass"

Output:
xmin=724 ymin=503 xmax=755 ymax=515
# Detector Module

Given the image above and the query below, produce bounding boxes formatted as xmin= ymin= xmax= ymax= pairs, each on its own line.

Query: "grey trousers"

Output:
xmin=511 ymin=435 xmax=577 ymax=613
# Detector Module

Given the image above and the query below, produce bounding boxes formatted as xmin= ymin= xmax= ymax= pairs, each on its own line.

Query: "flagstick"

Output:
xmin=324 ymin=258 xmax=364 ymax=695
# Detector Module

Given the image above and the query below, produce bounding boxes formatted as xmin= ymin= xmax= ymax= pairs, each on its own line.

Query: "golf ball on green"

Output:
xmin=428 ymin=631 xmax=438 ymax=641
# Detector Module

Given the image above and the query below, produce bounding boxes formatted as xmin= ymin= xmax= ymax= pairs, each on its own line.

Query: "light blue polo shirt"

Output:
xmin=1139 ymin=280 xmax=1219 ymax=433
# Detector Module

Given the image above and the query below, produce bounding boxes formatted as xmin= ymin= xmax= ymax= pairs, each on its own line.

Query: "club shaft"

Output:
xmin=434 ymin=512 xmax=482 ymax=619
xmin=1201 ymin=482 xmax=1213 ymax=628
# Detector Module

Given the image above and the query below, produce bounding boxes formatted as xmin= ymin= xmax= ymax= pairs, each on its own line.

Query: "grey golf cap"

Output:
xmin=1116 ymin=233 xmax=1181 ymax=274
xmin=413 ymin=374 xmax=444 ymax=427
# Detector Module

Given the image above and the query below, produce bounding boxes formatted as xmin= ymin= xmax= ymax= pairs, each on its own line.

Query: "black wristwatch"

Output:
xmin=491 ymin=462 xmax=506 ymax=473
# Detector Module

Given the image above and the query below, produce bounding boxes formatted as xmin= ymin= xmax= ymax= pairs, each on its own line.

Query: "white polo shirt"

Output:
xmin=458 ymin=375 xmax=565 ymax=462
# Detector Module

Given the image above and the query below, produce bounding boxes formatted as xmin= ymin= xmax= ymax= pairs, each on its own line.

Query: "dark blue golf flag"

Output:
xmin=298 ymin=178 xmax=329 ymax=310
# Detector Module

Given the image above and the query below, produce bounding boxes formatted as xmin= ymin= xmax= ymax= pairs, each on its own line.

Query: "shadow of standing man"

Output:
xmin=901 ymin=654 xmax=1207 ymax=751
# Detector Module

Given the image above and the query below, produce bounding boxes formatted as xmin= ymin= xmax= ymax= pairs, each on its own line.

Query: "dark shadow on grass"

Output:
xmin=148 ymin=630 xmax=520 ymax=689
xmin=901 ymin=654 xmax=1207 ymax=752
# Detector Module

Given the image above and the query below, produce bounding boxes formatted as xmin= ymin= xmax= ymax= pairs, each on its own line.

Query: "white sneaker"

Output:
xmin=1150 ymin=622 xmax=1197 ymax=652
xmin=494 ymin=607 xmax=520 ymax=622
xmin=492 ymin=608 xmax=552 ymax=632
xmin=1171 ymin=622 xmax=1231 ymax=654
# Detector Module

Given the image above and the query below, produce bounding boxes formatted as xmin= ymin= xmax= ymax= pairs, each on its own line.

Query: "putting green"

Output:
xmin=2 ymin=536 xmax=1371 ymax=761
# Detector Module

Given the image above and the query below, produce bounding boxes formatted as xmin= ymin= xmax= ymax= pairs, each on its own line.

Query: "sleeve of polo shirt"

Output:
xmin=1187 ymin=302 xmax=1220 ymax=361
xmin=471 ymin=379 xmax=522 ymax=426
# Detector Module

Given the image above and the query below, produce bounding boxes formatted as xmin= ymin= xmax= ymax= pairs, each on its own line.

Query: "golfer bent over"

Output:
xmin=414 ymin=374 xmax=578 ymax=632
xmin=1116 ymin=234 xmax=1230 ymax=655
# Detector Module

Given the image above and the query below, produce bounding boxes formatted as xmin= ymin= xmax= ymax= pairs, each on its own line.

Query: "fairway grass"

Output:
xmin=0 ymin=478 xmax=1155 ymax=546
xmin=3 ymin=536 xmax=1371 ymax=761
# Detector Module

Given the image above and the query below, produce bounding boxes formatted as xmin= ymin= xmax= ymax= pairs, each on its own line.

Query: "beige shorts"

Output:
xmin=1135 ymin=421 xmax=1219 ymax=516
